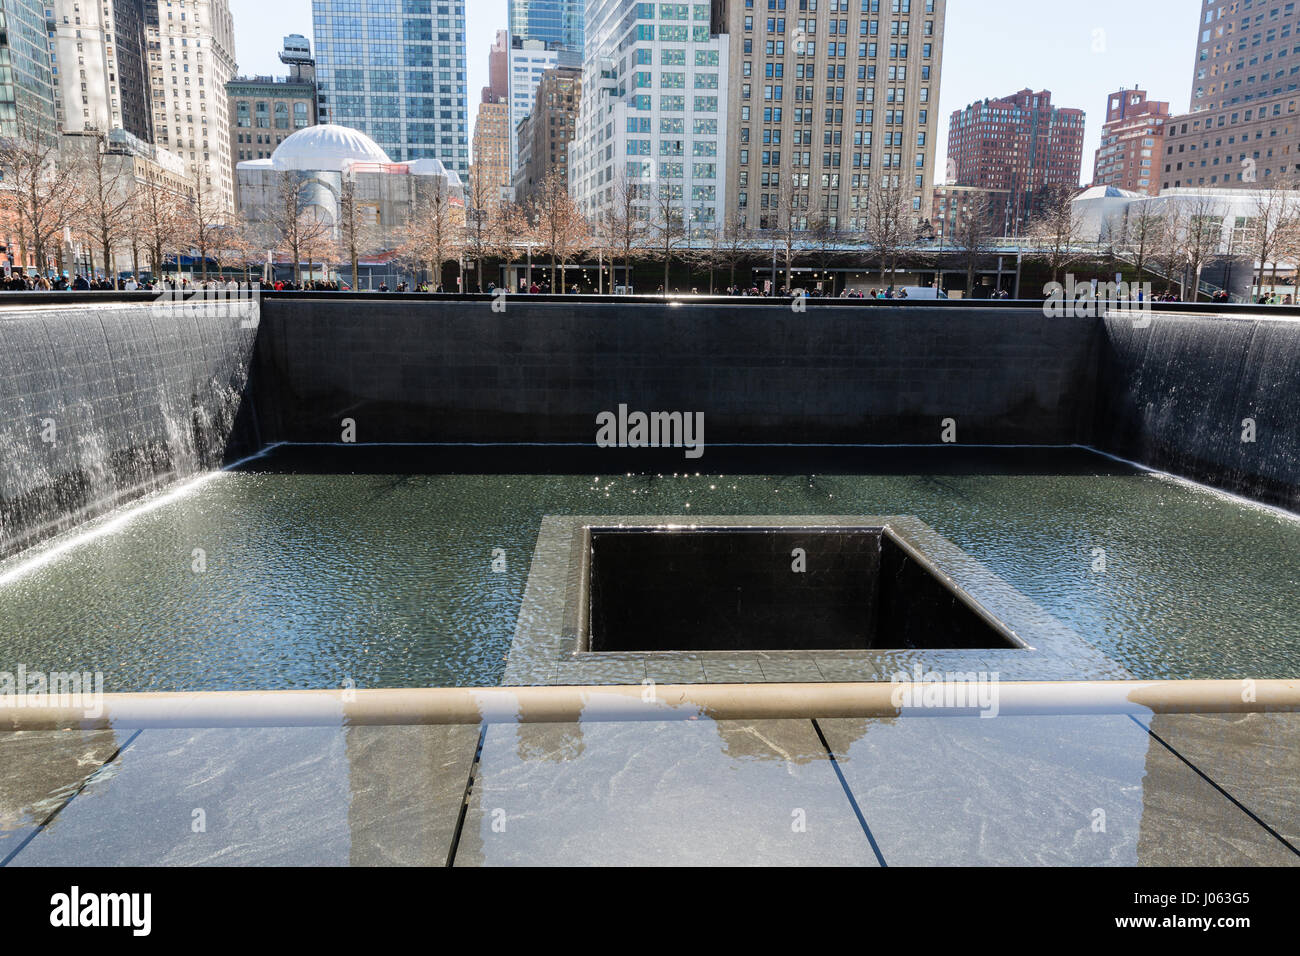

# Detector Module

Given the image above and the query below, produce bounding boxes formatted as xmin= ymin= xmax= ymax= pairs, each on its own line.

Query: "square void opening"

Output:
xmin=585 ymin=527 xmax=1022 ymax=653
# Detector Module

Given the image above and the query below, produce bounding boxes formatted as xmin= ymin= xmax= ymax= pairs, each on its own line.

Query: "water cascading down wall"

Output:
xmin=0 ymin=300 xmax=260 ymax=560
xmin=3 ymin=297 xmax=1300 ymax=566
xmin=1096 ymin=312 xmax=1300 ymax=511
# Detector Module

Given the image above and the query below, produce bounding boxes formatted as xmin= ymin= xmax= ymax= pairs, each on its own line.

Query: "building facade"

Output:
xmin=930 ymin=183 xmax=1009 ymax=243
xmin=1162 ymin=0 xmax=1300 ymax=190
xmin=508 ymin=0 xmax=584 ymax=52
xmin=312 ymin=0 xmax=470 ymax=178
xmin=570 ymin=0 xmax=730 ymax=233
xmin=720 ymin=0 xmax=947 ymax=235
xmin=0 ymin=0 xmax=57 ymax=137
xmin=49 ymin=0 xmax=153 ymax=141
xmin=472 ymin=99 xmax=512 ymax=203
xmin=227 ymin=37 xmax=318 ymax=204
xmin=484 ymin=29 xmax=508 ymax=101
xmin=513 ymin=64 xmax=579 ymax=204
xmin=236 ymin=123 xmax=464 ymax=264
xmin=1092 ymin=88 xmax=1168 ymax=196
xmin=61 ymin=127 xmax=193 ymax=273
xmin=145 ymin=0 xmax=238 ymax=213
xmin=507 ymin=36 xmax=579 ymax=174
xmin=948 ymin=88 xmax=1085 ymax=234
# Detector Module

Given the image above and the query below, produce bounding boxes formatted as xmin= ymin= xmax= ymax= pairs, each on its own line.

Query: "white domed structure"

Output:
xmin=270 ymin=124 xmax=393 ymax=172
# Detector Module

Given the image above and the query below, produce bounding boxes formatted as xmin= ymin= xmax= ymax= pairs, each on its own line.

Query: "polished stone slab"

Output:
xmin=8 ymin=724 xmax=479 ymax=867
xmin=1134 ymin=712 xmax=1300 ymax=850
xmin=818 ymin=714 xmax=1298 ymax=866
xmin=454 ymin=717 xmax=879 ymax=866
xmin=0 ymin=729 xmax=122 ymax=861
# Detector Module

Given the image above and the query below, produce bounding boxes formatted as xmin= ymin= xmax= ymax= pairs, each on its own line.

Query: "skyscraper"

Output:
xmin=0 ymin=0 xmax=56 ymax=138
xmin=1162 ymin=0 xmax=1300 ymax=189
xmin=49 ymin=0 xmax=153 ymax=142
xmin=312 ymin=0 xmax=470 ymax=178
xmin=472 ymin=98 xmax=512 ymax=202
xmin=484 ymin=29 xmax=508 ymax=101
xmin=472 ymin=31 xmax=512 ymax=203
xmin=721 ymin=0 xmax=947 ymax=236
xmin=508 ymin=0 xmax=584 ymax=52
xmin=144 ymin=0 xmax=238 ymax=213
xmin=505 ymin=1 xmax=583 ymax=178
xmin=570 ymin=0 xmax=729 ymax=232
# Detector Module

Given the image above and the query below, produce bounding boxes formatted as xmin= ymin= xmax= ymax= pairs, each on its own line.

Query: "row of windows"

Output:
xmin=628 ymin=94 xmax=719 ymax=110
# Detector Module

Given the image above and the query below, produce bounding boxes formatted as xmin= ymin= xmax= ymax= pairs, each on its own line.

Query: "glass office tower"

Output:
xmin=0 ymin=0 xmax=56 ymax=139
xmin=312 ymin=0 xmax=469 ymax=177
xmin=508 ymin=0 xmax=584 ymax=52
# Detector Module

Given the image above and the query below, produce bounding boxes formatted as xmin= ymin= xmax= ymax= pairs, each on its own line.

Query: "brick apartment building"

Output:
xmin=1092 ymin=87 xmax=1169 ymax=196
xmin=947 ymin=88 xmax=1085 ymax=234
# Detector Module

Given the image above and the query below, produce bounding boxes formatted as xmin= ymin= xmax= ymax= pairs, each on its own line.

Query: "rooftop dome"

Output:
xmin=270 ymin=124 xmax=392 ymax=172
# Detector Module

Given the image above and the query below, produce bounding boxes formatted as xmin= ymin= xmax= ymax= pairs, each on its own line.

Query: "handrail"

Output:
xmin=1 ymin=680 xmax=1296 ymax=730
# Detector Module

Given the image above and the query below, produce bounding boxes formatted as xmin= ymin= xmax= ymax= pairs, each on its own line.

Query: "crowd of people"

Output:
xmin=0 ymin=272 xmax=164 ymax=292
xmin=4 ymin=271 xmax=1297 ymax=305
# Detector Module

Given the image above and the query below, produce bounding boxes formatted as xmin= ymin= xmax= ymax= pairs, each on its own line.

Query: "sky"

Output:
xmin=228 ymin=0 xmax=1204 ymax=183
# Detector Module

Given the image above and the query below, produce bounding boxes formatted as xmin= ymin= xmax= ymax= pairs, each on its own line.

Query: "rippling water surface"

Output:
xmin=0 ymin=446 xmax=1297 ymax=690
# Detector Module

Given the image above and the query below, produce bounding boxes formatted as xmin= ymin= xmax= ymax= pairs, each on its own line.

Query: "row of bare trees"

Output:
xmin=1026 ymin=176 xmax=1300 ymax=301
xmin=0 ymin=112 xmax=244 ymax=285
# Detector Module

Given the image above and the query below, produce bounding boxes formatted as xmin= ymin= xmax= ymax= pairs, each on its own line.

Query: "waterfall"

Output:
xmin=1096 ymin=312 xmax=1300 ymax=511
xmin=0 ymin=298 xmax=259 ymax=559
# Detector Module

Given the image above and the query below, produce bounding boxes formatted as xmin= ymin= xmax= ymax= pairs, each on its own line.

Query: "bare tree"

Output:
xmin=132 ymin=176 xmax=187 ymax=280
xmin=398 ymin=177 xmax=464 ymax=289
xmin=1117 ymin=205 xmax=1166 ymax=286
xmin=864 ymin=174 xmax=922 ymax=290
xmin=647 ymin=181 xmax=687 ymax=292
xmin=1245 ymin=176 xmax=1300 ymax=299
xmin=68 ymin=133 xmax=136 ymax=287
xmin=215 ymin=213 xmax=263 ymax=285
xmin=268 ymin=170 xmax=334 ymax=285
xmin=184 ymin=165 xmax=227 ymax=282
xmin=1181 ymin=193 xmax=1226 ymax=302
xmin=497 ymin=200 xmax=535 ymax=289
xmin=806 ymin=210 xmax=852 ymax=293
xmin=1025 ymin=184 xmax=1085 ymax=286
xmin=462 ymin=160 xmax=512 ymax=292
xmin=338 ymin=175 xmax=383 ymax=290
xmin=947 ymin=189 xmax=998 ymax=297
xmin=0 ymin=110 xmax=82 ymax=280
xmin=1149 ymin=203 xmax=1188 ymax=297
xmin=596 ymin=174 xmax=645 ymax=293
xmin=767 ymin=177 xmax=803 ymax=292
xmin=713 ymin=211 xmax=753 ymax=291
xmin=528 ymin=170 xmax=588 ymax=291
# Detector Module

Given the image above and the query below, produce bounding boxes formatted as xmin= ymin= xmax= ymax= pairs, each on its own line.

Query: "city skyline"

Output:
xmin=228 ymin=0 xmax=1202 ymax=186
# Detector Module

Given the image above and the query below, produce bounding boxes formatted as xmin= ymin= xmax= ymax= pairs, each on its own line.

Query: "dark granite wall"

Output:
xmin=5 ymin=298 xmax=1298 ymax=564
xmin=251 ymin=299 xmax=1102 ymax=446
